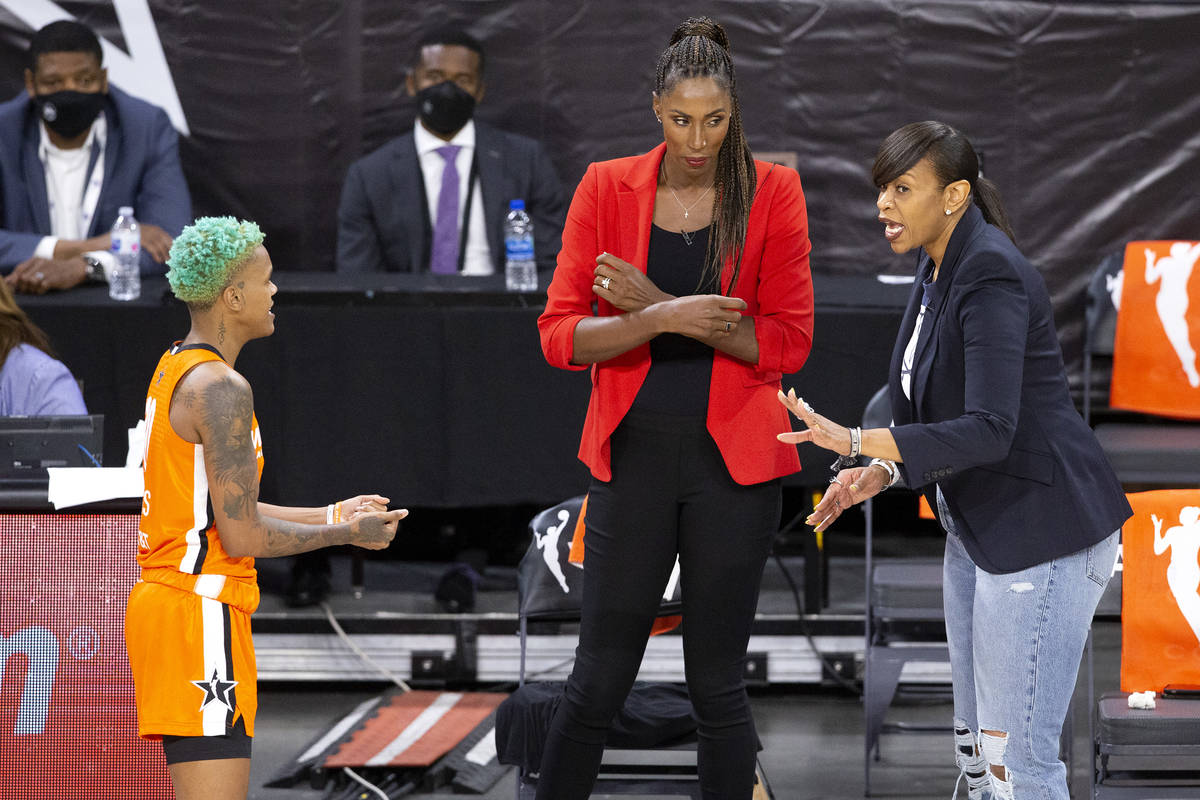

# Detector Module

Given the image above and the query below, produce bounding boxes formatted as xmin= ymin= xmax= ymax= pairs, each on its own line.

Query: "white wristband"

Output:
xmin=869 ymin=458 xmax=900 ymax=488
xmin=326 ymin=503 xmax=336 ymax=524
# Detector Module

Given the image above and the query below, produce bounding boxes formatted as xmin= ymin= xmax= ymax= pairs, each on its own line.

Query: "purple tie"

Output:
xmin=429 ymin=145 xmax=462 ymax=274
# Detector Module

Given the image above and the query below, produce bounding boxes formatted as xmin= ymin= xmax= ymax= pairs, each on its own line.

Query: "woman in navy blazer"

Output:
xmin=537 ymin=17 xmax=812 ymax=800
xmin=780 ymin=121 xmax=1130 ymax=800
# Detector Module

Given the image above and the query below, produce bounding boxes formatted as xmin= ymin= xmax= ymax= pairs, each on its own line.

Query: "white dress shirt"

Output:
xmin=413 ymin=119 xmax=493 ymax=275
xmin=34 ymin=114 xmax=115 ymax=275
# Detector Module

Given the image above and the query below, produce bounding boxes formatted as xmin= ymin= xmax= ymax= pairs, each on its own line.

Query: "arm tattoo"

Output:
xmin=260 ymin=518 xmax=345 ymax=557
xmin=201 ymin=376 xmax=258 ymax=522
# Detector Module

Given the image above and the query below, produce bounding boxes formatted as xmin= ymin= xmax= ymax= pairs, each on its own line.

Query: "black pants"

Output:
xmin=535 ymin=410 xmax=780 ymax=800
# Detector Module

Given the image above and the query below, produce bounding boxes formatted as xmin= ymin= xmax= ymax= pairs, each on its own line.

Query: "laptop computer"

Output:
xmin=0 ymin=414 xmax=104 ymax=485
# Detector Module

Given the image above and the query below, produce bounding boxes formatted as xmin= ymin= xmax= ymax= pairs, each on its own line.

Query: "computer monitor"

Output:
xmin=0 ymin=415 xmax=104 ymax=483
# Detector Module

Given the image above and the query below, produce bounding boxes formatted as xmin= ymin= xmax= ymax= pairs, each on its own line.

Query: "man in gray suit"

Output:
xmin=336 ymin=29 xmax=565 ymax=275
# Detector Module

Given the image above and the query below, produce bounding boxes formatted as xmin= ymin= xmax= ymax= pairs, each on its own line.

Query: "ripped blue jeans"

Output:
xmin=940 ymin=496 xmax=1119 ymax=800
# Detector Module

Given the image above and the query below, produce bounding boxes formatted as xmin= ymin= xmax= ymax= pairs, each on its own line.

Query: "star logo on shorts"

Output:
xmin=191 ymin=669 xmax=238 ymax=713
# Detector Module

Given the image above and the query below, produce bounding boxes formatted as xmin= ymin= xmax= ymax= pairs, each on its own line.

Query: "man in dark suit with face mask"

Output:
xmin=0 ymin=20 xmax=190 ymax=294
xmin=336 ymin=29 xmax=565 ymax=276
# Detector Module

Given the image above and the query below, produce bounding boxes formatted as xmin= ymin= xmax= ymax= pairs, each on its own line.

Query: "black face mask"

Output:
xmin=415 ymin=81 xmax=476 ymax=136
xmin=34 ymin=90 xmax=106 ymax=139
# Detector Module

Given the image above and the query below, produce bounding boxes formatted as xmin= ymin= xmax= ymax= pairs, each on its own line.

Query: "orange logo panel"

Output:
xmin=1111 ymin=241 xmax=1200 ymax=419
xmin=1120 ymin=490 xmax=1200 ymax=692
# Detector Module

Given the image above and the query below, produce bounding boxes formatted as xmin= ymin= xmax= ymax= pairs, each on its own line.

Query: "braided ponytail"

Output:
xmin=655 ymin=17 xmax=756 ymax=294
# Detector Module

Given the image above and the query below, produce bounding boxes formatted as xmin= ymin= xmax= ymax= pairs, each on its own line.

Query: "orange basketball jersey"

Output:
xmin=137 ymin=342 xmax=261 ymax=614
xmin=127 ymin=342 xmax=263 ymax=739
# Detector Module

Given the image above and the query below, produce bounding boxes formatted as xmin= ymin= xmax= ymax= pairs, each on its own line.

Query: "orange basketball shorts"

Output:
xmin=125 ymin=580 xmax=257 ymax=739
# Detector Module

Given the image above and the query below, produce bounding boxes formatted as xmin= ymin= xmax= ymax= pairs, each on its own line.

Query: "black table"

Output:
xmin=22 ymin=272 xmax=909 ymax=508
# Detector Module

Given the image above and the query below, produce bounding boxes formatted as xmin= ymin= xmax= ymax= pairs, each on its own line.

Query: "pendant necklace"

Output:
xmin=669 ymin=184 xmax=712 ymax=221
xmin=669 ymin=184 xmax=711 ymax=246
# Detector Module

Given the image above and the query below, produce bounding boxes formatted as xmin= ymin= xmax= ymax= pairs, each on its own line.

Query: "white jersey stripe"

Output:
xmin=200 ymin=596 xmax=229 ymax=736
xmin=366 ymin=692 xmax=464 ymax=765
xmin=194 ymin=573 xmax=226 ymax=600
xmin=178 ymin=443 xmax=209 ymax=573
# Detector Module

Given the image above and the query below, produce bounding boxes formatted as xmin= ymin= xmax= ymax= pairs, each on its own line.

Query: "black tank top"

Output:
xmin=630 ymin=224 xmax=715 ymax=417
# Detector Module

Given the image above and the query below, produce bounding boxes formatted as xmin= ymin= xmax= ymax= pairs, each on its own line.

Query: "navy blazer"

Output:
xmin=336 ymin=121 xmax=566 ymax=273
xmin=0 ymin=86 xmax=191 ymax=275
xmin=889 ymin=204 xmax=1130 ymax=573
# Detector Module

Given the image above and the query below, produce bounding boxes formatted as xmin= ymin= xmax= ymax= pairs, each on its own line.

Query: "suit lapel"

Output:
xmin=94 ymin=104 xmax=118 ymax=236
xmin=907 ymin=205 xmax=987 ymax=416
xmin=21 ymin=113 xmax=51 ymax=234
xmin=910 ymin=260 xmax=946 ymax=415
xmin=616 ymin=144 xmax=664 ymax=273
xmin=889 ymin=272 xmax=925 ymax=426
xmin=474 ymin=124 xmax=504 ymax=271
xmin=395 ymin=134 xmax=429 ymax=272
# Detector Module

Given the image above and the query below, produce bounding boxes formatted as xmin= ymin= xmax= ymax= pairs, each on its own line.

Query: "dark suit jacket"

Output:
xmin=539 ymin=143 xmax=814 ymax=485
xmin=0 ymin=86 xmax=191 ymax=275
xmin=336 ymin=121 xmax=565 ymax=273
xmin=889 ymin=204 xmax=1130 ymax=573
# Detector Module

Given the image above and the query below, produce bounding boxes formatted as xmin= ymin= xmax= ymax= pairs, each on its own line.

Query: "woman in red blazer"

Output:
xmin=535 ymin=17 xmax=813 ymax=800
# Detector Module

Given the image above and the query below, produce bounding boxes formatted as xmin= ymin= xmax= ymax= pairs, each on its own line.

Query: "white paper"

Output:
xmin=47 ymin=467 xmax=144 ymax=509
xmin=126 ymin=420 xmax=147 ymax=468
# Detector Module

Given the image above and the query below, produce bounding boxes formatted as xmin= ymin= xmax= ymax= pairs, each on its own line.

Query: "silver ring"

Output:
xmin=830 ymin=477 xmax=843 ymax=486
xmin=600 ymin=276 xmax=612 ymax=290
xmin=35 ymin=271 xmax=45 ymax=281
xmin=725 ymin=321 xmax=732 ymax=332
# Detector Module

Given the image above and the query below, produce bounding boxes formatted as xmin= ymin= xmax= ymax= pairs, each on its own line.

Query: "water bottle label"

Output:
xmin=505 ymin=237 xmax=534 ymax=261
xmin=111 ymin=236 xmax=140 ymax=256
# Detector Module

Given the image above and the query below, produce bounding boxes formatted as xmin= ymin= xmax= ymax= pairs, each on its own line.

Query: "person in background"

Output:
xmin=778 ymin=121 xmax=1130 ymax=800
xmin=0 ymin=277 xmax=86 ymax=414
xmin=0 ymin=20 xmax=191 ymax=293
xmin=536 ymin=17 xmax=813 ymax=799
xmin=337 ymin=27 xmax=565 ymax=275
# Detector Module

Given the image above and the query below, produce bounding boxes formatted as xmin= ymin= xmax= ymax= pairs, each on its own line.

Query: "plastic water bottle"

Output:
xmin=504 ymin=199 xmax=537 ymax=292
xmin=109 ymin=206 xmax=141 ymax=301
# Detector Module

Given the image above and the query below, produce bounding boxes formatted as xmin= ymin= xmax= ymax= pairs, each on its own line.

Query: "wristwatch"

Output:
xmin=83 ymin=255 xmax=106 ymax=283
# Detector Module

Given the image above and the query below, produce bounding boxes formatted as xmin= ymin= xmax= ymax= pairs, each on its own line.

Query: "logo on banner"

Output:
xmin=0 ymin=626 xmax=59 ymax=735
xmin=1111 ymin=241 xmax=1200 ymax=418
xmin=1121 ymin=490 xmax=1200 ymax=692
xmin=534 ymin=509 xmax=571 ymax=594
xmin=1152 ymin=506 xmax=1200 ymax=645
xmin=3 ymin=0 xmax=189 ymax=134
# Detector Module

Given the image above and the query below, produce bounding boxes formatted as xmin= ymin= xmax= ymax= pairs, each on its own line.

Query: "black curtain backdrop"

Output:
xmin=1 ymin=1 xmax=1198 ymax=374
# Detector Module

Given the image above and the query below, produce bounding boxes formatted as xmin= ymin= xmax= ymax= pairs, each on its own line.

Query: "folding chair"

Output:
xmin=860 ymin=385 xmax=950 ymax=795
xmin=1089 ymin=490 xmax=1200 ymax=798
xmin=1082 ymin=245 xmax=1200 ymax=484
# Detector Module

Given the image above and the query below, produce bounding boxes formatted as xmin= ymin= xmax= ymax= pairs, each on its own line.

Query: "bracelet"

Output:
xmin=334 ymin=502 xmax=342 ymax=524
xmin=326 ymin=503 xmax=335 ymax=524
xmin=848 ymin=427 xmax=862 ymax=459
xmin=869 ymin=458 xmax=900 ymax=488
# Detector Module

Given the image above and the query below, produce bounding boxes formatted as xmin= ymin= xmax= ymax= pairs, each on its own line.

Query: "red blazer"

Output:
xmin=539 ymin=143 xmax=814 ymax=485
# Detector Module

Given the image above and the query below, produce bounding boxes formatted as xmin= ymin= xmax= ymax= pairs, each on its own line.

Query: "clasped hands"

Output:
xmin=776 ymin=388 xmax=889 ymax=532
xmin=340 ymin=493 xmax=408 ymax=550
xmin=591 ymin=251 xmax=745 ymax=338
xmin=5 ymin=223 xmax=175 ymax=294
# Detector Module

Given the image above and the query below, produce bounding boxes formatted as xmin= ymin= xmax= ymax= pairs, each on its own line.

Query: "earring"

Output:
xmin=945 ymin=209 xmax=952 ymax=216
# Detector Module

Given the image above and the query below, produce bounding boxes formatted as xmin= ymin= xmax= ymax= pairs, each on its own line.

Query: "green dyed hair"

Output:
xmin=166 ymin=217 xmax=265 ymax=307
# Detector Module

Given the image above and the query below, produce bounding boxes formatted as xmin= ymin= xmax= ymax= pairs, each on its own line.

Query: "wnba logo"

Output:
xmin=0 ymin=626 xmax=59 ymax=735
